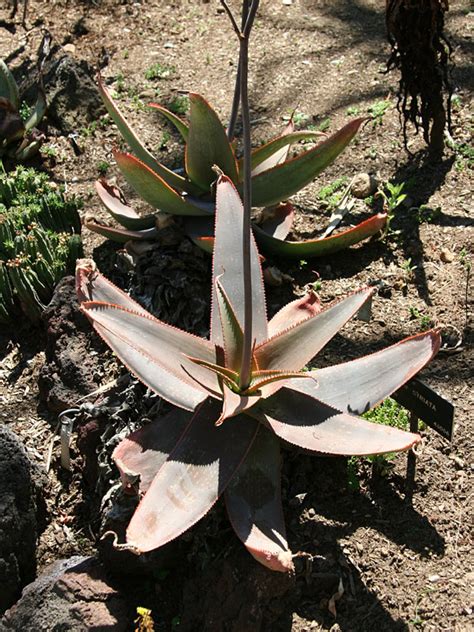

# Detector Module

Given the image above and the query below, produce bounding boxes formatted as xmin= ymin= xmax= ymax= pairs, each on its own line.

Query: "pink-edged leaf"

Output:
xmin=254 ymin=213 xmax=388 ymax=259
xmin=225 ymin=424 xmax=293 ymax=572
xmin=84 ymin=218 xmax=158 ymax=243
xmin=241 ymin=117 xmax=294 ymax=177
xmin=98 ymin=76 xmax=199 ymax=195
xmin=149 ymin=102 xmax=189 ymax=141
xmin=286 ymin=329 xmax=441 ymax=414
xmin=80 ymin=302 xmax=220 ymax=409
xmin=211 ymin=176 xmax=268 ymax=347
xmin=258 ymin=203 xmax=295 ymax=241
xmin=255 ymin=287 xmax=373 ymax=372
xmin=186 ymin=355 xmax=239 ymax=388
xmin=126 ymin=398 xmax=259 ymax=552
xmin=114 ymin=152 xmax=210 ymax=216
xmin=76 ymin=258 xmax=149 ymax=314
xmin=95 ymin=179 xmax=156 ymax=230
xmin=216 ymin=383 xmax=261 ymax=425
xmin=113 ymin=407 xmax=193 ymax=493
xmin=268 ymin=291 xmax=321 ymax=337
xmin=257 ymin=388 xmax=420 ymax=456
xmin=249 ymin=130 xmax=325 ymax=177
xmin=247 ymin=369 xmax=314 ymax=395
xmin=185 ymin=93 xmax=239 ymax=190
xmin=242 ymin=117 xmax=366 ymax=207
xmin=184 ymin=215 xmax=214 ymax=252
xmin=215 ymin=277 xmax=244 ymax=373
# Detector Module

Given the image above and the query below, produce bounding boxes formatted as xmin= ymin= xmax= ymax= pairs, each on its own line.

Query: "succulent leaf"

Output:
xmin=211 ymin=176 xmax=268 ymax=347
xmin=0 ymin=60 xmax=20 ymax=109
xmin=95 ymin=179 xmax=157 ymax=230
xmin=255 ymin=287 xmax=373 ymax=372
xmin=288 ymin=329 xmax=441 ymax=414
xmin=185 ymin=93 xmax=239 ymax=189
xmin=268 ymin=291 xmax=321 ymax=337
xmin=249 ymin=131 xmax=326 ymax=177
xmin=148 ymin=102 xmax=189 ymax=141
xmin=126 ymin=398 xmax=259 ymax=552
xmin=113 ymin=407 xmax=193 ymax=493
xmin=98 ymin=76 xmax=199 ymax=195
xmin=215 ymin=277 xmax=244 ymax=373
xmin=216 ymin=383 xmax=261 ymax=425
xmin=257 ymin=388 xmax=421 ymax=455
xmin=84 ymin=218 xmax=159 ymax=243
xmin=79 ymin=301 xmax=220 ymax=408
xmin=24 ymin=89 xmax=47 ymax=132
xmin=254 ymin=212 xmax=388 ymax=258
xmin=225 ymin=425 xmax=293 ymax=572
xmin=114 ymin=151 xmax=211 ymax=216
xmin=245 ymin=117 xmax=366 ymax=207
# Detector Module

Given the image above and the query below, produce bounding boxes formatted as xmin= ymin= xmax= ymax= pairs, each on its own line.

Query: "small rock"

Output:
xmin=350 ymin=172 xmax=378 ymax=199
xmin=263 ymin=266 xmax=293 ymax=286
xmin=63 ymin=43 xmax=76 ymax=54
xmin=428 ymin=574 xmax=441 ymax=583
xmin=440 ymin=248 xmax=454 ymax=263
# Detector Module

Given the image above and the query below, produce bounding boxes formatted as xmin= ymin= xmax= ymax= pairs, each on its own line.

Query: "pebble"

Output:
xmin=440 ymin=249 xmax=455 ymax=263
xmin=63 ymin=43 xmax=76 ymax=54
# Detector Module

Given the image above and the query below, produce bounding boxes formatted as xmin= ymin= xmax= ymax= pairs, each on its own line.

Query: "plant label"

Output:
xmin=393 ymin=378 xmax=454 ymax=441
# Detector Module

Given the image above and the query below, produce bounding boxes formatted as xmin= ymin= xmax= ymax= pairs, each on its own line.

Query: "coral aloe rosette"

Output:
xmin=76 ymin=176 xmax=440 ymax=573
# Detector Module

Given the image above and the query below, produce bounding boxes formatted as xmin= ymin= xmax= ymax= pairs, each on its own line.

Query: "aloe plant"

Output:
xmin=0 ymin=166 xmax=82 ymax=324
xmin=86 ymin=79 xmax=386 ymax=257
xmin=77 ymin=176 xmax=439 ymax=571
xmin=0 ymin=59 xmax=47 ymax=161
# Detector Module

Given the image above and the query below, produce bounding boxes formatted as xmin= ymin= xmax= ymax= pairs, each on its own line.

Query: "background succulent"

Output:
xmin=85 ymin=78 xmax=386 ymax=257
xmin=0 ymin=59 xmax=47 ymax=161
xmin=0 ymin=166 xmax=82 ymax=324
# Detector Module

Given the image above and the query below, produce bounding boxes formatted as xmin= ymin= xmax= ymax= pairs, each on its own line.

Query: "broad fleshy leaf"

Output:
xmin=242 ymin=117 xmax=366 ymax=207
xmin=149 ymin=103 xmax=189 ymax=141
xmin=216 ymin=383 xmax=261 ymax=425
xmin=257 ymin=388 xmax=421 ymax=455
xmin=268 ymin=291 xmax=321 ymax=337
xmin=286 ymin=330 xmax=441 ymax=414
xmin=24 ymin=89 xmax=47 ymax=132
xmin=114 ymin=152 xmax=210 ymax=216
xmin=113 ymin=407 xmax=193 ymax=493
xmin=215 ymin=278 xmax=244 ymax=373
xmin=80 ymin=302 xmax=220 ymax=408
xmin=225 ymin=425 xmax=293 ymax=572
xmin=254 ymin=212 xmax=388 ymax=259
xmin=84 ymin=218 xmax=158 ymax=243
xmin=211 ymin=176 xmax=268 ymax=347
xmin=249 ymin=131 xmax=325 ymax=176
xmin=185 ymin=93 xmax=239 ymax=190
xmin=257 ymin=203 xmax=295 ymax=240
xmin=95 ymin=179 xmax=157 ymax=230
xmin=255 ymin=287 xmax=373 ymax=372
xmin=76 ymin=259 xmax=149 ymax=314
xmin=98 ymin=76 xmax=199 ymax=195
xmin=126 ymin=398 xmax=259 ymax=552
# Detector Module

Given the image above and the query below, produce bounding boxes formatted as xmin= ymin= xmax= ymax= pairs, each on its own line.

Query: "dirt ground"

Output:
xmin=0 ymin=1 xmax=472 ymax=631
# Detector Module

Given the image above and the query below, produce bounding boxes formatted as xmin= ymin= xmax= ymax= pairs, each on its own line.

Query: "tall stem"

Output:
xmin=226 ymin=0 xmax=249 ymax=141
xmin=238 ymin=31 xmax=252 ymax=389
xmin=238 ymin=0 xmax=259 ymax=390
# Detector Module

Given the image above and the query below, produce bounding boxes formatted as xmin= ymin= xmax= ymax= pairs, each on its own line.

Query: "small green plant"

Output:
xmin=415 ymin=204 xmax=442 ymax=224
xmin=144 ymin=63 xmax=175 ymax=81
xmin=409 ymin=306 xmax=432 ymax=330
xmin=167 ymin=95 xmax=190 ymax=115
xmin=346 ymin=105 xmax=360 ymax=116
xmin=400 ymin=257 xmax=417 ymax=279
xmin=316 ymin=117 xmax=331 ymax=132
xmin=0 ymin=165 xmax=82 ymax=324
xmin=0 ymin=59 xmax=47 ymax=161
xmin=378 ymin=181 xmax=407 ymax=234
xmin=368 ymin=99 xmax=391 ymax=126
xmin=97 ymin=160 xmax=111 ymax=176
xmin=317 ymin=176 xmax=348 ymax=208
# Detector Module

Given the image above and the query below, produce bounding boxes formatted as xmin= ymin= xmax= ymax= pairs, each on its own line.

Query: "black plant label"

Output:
xmin=393 ymin=378 xmax=454 ymax=441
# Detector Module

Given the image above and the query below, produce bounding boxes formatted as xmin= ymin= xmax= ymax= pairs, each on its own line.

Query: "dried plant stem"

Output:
xmin=226 ymin=0 xmax=250 ymax=141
